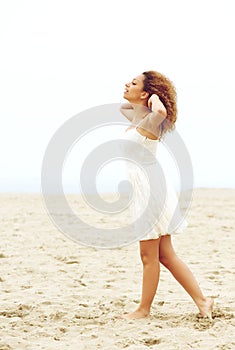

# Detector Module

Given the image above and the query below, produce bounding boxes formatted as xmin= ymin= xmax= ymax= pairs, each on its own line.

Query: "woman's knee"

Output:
xmin=140 ymin=248 xmax=158 ymax=265
xmin=159 ymin=251 xmax=177 ymax=268
xmin=139 ymin=239 xmax=160 ymax=265
xmin=141 ymin=253 xmax=158 ymax=266
xmin=159 ymin=254 xmax=170 ymax=267
xmin=159 ymin=235 xmax=176 ymax=267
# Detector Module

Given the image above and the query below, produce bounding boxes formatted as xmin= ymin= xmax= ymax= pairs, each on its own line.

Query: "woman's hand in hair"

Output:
xmin=148 ymin=94 xmax=167 ymax=117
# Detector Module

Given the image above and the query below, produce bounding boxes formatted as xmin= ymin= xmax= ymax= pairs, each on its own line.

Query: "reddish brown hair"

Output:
xmin=142 ymin=71 xmax=177 ymax=137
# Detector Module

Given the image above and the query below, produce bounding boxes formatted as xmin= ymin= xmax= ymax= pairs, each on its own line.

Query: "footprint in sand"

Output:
xmin=0 ymin=343 xmax=13 ymax=350
xmin=142 ymin=338 xmax=162 ymax=346
xmin=0 ymin=304 xmax=33 ymax=319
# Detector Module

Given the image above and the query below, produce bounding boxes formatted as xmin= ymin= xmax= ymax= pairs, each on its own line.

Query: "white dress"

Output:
xmin=120 ymin=126 xmax=188 ymax=241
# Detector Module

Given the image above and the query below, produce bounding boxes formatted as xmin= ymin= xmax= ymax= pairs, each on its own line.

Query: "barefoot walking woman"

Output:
xmin=120 ymin=71 xmax=214 ymax=320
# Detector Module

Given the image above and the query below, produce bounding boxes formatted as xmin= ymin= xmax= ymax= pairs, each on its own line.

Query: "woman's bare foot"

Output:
xmin=197 ymin=297 xmax=214 ymax=320
xmin=118 ymin=308 xmax=150 ymax=320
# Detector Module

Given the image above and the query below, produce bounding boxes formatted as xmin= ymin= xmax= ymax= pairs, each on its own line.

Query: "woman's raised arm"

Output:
xmin=137 ymin=95 xmax=166 ymax=136
xmin=120 ymin=103 xmax=134 ymax=122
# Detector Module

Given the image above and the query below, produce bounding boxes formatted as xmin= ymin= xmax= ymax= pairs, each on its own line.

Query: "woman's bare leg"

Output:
xmin=121 ymin=238 xmax=161 ymax=319
xmin=159 ymin=235 xmax=213 ymax=318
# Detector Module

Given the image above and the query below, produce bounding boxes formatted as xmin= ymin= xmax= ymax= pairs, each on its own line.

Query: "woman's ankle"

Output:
xmin=194 ymin=296 xmax=207 ymax=308
xmin=137 ymin=305 xmax=151 ymax=316
xmin=195 ymin=297 xmax=214 ymax=318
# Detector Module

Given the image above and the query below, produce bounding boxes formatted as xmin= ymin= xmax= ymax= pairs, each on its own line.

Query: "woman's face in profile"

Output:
xmin=123 ymin=74 xmax=145 ymax=102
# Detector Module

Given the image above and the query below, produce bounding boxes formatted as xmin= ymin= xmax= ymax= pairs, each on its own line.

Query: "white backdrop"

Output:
xmin=0 ymin=0 xmax=234 ymax=192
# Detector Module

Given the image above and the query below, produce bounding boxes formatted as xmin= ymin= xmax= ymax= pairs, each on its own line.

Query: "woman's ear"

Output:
xmin=140 ymin=91 xmax=149 ymax=100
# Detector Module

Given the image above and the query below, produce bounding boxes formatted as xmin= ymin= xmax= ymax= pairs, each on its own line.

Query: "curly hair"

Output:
xmin=142 ymin=71 xmax=177 ymax=137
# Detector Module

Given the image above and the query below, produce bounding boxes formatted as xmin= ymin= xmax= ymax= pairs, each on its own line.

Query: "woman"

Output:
xmin=119 ymin=71 xmax=214 ymax=320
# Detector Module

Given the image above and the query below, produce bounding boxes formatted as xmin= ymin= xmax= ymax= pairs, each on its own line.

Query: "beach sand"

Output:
xmin=0 ymin=188 xmax=234 ymax=350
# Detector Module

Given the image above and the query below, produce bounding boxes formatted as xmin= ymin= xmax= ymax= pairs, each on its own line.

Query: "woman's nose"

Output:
xmin=125 ymin=82 xmax=130 ymax=87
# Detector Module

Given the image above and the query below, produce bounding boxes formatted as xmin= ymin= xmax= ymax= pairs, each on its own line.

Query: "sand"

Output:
xmin=0 ymin=188 xmax=234 ymax=350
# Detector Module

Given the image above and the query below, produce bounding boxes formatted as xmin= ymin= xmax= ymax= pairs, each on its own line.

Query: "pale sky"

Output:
xmin=0 ymin=0 xmax=234 ymax=192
